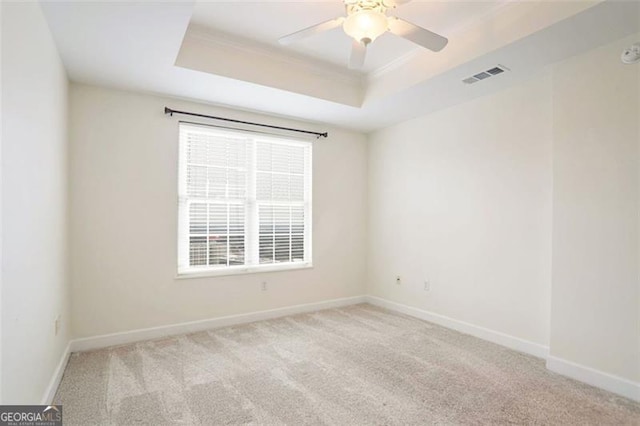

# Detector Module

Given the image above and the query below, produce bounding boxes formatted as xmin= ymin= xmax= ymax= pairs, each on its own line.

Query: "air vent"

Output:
xmin=463 ymin=65 xmax=509 ymax=84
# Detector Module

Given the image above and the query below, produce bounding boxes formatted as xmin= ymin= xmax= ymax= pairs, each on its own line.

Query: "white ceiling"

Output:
xmin=190 ymin=1 xmax=507 ymax=73
xmin=39 ymin=0 xmax=640 ymax=132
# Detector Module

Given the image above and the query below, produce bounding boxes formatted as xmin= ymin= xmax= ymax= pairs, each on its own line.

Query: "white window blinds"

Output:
xmin=178 ymin=123 xmax=312 ymax=275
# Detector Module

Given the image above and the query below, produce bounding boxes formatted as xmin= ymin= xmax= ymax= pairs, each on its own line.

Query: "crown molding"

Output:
xmin=186 ymin=24 xmax=364 ymax=88
xmin=365 ymin=48 xmax=421 ymax=82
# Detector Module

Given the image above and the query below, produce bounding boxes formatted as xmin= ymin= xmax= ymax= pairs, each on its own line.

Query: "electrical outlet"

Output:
xmin=395 ymin=276 xmax=401 ymax=285
xmin=424 ymin=280 xmax=430 ymax=292
xmin=54 ymin=315 xmax=61 ymax=336
xmin=261 ymin=281 xmax=267 ymax=291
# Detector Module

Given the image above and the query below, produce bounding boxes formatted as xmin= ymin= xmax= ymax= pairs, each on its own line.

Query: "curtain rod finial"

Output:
xmin=164 ymin=107 xmax=173 ymax=116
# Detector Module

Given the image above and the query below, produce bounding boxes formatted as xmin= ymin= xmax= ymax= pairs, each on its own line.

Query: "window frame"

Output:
xmin=176 ymin=122 xmax=313 ymax=278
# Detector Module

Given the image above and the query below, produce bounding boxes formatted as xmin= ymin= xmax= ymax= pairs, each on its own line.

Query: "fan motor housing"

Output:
xmin=345 ymin=0 xmax=389 ymax=15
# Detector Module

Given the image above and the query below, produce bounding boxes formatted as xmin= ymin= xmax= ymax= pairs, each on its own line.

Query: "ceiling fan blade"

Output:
xmin=387 ymin=17 xmax=448 ymax=52
xmin=278 ymin=18 xmax=344 ymax=45
xmin=349 ymin=40 xmax=367 ymax=70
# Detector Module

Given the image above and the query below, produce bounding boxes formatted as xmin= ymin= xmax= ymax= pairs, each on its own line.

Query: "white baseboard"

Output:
xmin=70 ymin=295 xmax=366 ymax=352
xmin=546 ymin=356 xmax=640 ymax=402
xmin=366 ymin=296 xmax=640 ymax=402
xmin=366 ymin=296 xmax=549 ymax=359
xmin=60 ymin=294 xmax=639 ymax=404
xmin=41 ymin=341 xmax=71 ymax=404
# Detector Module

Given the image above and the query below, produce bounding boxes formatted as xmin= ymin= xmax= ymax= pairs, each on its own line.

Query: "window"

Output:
xmin=177 ymin=123 xmax=312 ymax=276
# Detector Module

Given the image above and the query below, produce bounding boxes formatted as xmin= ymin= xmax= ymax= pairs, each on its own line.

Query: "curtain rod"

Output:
xmin=164 ymin=107 xmax=328 ymax=139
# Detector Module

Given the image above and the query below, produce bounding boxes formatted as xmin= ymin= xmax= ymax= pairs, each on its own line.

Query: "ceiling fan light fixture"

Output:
xmin=278 ymin=0 xmax=448 ymax=70
xmin=343 ymin=10 xmax=388 ymax=44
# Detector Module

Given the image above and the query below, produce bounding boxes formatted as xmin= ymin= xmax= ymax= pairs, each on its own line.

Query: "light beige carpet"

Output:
xmin=54 ymin=304 xmax=640 ymax=425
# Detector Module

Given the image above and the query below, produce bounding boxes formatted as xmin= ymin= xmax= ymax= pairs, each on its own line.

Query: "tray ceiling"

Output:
xmin=189 ymin=1 xmax=507 ymax=74
xmin=40 ymin=1 xmax=640 ymax=131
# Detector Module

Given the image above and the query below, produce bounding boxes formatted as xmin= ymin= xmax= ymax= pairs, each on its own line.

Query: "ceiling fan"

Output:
xmin=278 ymin=0 xmax=449 ymax=70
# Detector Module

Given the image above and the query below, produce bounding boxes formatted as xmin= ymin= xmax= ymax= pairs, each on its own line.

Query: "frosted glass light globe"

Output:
xmin=343 ymin=10 xmax=388 ymax=44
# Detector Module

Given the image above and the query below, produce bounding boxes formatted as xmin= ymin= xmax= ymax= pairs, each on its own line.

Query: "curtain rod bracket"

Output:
xmin=164 ymin=106 xmax=327 ymax=139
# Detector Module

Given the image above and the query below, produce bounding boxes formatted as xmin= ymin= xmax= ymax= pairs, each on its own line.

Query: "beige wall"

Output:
xmin=367 ymin=72 xmax=553 ymax=346
xmin=550 ymin=33 xmax=640 ymax=382
xmin=68 ymin=84 xmax=368 ymax=338
xmin=1 ymin=1 xmax=70 ymax=403
xmin=368 ymin=32 xmax=640 ymax=385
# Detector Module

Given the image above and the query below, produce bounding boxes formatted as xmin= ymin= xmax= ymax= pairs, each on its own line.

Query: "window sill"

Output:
xmin=175 ymin=263 xmax=313 ymax=279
